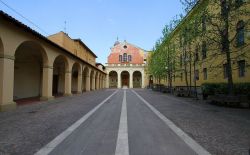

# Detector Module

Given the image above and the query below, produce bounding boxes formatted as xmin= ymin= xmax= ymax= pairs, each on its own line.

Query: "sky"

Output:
xmin=0 ymin=0 xmax=184 ymax=64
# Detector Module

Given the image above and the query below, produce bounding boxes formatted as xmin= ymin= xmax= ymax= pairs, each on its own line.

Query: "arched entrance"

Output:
xmin=52 ymin=55 xmax=69 ymax=96
xmin=109 ymin=71 xmax=118 ymax=88
xmin=14 ymin=41 xmax=48 ymax=101
xmin=133 ymin=71 xmax=142 ymax=88
xmin=82 ymin=67 xmax=89 ymax=92
xmin=121 ymin=71 xmax=130 ymax=88
xmin=71 ymin=62 xmax=81 ymax=94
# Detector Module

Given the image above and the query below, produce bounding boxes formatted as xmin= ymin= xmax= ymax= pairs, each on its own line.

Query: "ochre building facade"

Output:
xmin=0 ymin=11 xmax=107 ymax=111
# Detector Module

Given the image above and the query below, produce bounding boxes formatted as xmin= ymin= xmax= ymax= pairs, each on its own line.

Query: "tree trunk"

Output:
xmin=184 ymin=47 xmax=189 ymax=91
xmin=189 ymin=45 xmax=192 ymax=96
xmin=223 ymin=0 xmax=234 ymax=95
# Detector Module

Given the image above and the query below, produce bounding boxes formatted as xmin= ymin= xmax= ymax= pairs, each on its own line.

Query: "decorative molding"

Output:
xmin=0 ymin=53 xmax=15 ymax=60
xmin=43 ymin=65 xmax=53 ymax=69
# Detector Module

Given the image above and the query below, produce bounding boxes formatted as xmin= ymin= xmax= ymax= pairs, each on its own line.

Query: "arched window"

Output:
xmin=128 ymin=55 xmax=132 ymax=62
xmin=236 ymin=20 xmax=245 ymax=47
xmin=123 ymin=53 xmax=127 ymax=62
xmin=119 ymin=55 xmax=122 ymax=62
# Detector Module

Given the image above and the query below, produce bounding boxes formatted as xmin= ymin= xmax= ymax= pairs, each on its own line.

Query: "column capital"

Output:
xmin=43 ymin=65 xmax=53 ymax=69
xmin=0 ymin=53 xmax=15 ymax=60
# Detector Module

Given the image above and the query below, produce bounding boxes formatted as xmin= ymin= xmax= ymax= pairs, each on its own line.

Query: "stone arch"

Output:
xmin=133 ymin=71 xmax=142 ymax=88
xmin=109 ymin=71 xmax=118 ymax=88
xmin=121 ymin=71 xmax=130 ymax=88
xmin=52 ymin=55 xmax=69 ymax=96
xmin=14 ymin=41 xmax=49 ymax=101
xmin=71 ymin=62 xmax=81 ymax=94
xmin=82 ymin=66 xmax=89 ymax=92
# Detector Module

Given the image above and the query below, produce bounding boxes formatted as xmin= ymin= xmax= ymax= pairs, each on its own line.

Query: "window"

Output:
xmin=194 ymin=19 xmax=199 ymax=36
xmin=223 ymin=63 xmax=228 ymax=79
xmin=235 ymin=0 xmax=243 ymax=8
xmin=238 ymin=60 xmax=245 ymax=77
xmin=195 ymin=70 xmax=199 ymax=80
xmin=128 ymin=55 xmax=132 ymax=62
xmin=123 ymin=53 xmax=127 ymax=62
xmin=222 ymin=29 xmax=228 ymax=52
xmin=202 ymin=41 xmax=207 ymax=59
xmin=221 ymin=0 xmax=227 ymax=16
xmin=236 ymin=20 xmax=245 ymax=47
xmin=119 ymin=55 xmax=122 ymax=62
xmin=180 ymin=55 xmax=183 ymax=67
xmin=195 ymin=46 xmax=199 ymax=61
xmin=202 ymin=14 xmax=206 ymax=32
xmin=179 ymin=35 xmax=183 ymax=47
xmin=203 ymin=68 xmax=207 ymax=80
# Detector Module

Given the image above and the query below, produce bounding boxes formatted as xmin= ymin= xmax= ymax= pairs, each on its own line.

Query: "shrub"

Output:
xmin=201 ymin=83 xmax=250 ymax=96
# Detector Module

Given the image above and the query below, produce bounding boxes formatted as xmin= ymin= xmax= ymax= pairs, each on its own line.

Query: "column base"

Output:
xmin=77 ymin=91 xmax=82 ymax=94
xmin=64 ymin=93 xmax=72 ymax=97
xmin=0 ymin=102 xmax=16 ymax=112
xmin=40 ymin=96 xmax=54 ymax=101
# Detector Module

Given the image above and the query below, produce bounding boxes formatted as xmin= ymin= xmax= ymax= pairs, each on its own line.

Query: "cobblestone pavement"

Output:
xmin=1 ymin=89 xmax=250 ymax=155
xmin=0 ymin=89 xmax=115 ymax=155
xmin=135 ymin=89 xmax=250 ymax=155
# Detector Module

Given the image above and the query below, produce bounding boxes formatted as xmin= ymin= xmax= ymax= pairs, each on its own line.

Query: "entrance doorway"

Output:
xmin=121 ymin=71 xmax=130 ymax=88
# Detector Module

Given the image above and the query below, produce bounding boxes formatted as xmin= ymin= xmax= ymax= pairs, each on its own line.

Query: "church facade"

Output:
xmin=106 ymin=41 xmax=148 ymax=88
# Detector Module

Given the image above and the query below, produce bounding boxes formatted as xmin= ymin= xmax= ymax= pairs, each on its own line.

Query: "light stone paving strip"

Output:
xmin=115 ymin=90 xmax=129 ymax=155
xmin=35 ymin=90 xmax=119 ymax=155
xmin=131 ymin=90 xmax=211 ymax=155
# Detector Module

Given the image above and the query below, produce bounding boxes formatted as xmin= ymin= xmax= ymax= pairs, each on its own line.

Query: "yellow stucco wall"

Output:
xmin=48 ymin=32 xmax=96 ymax=66
xmin=151 ymin=0 xmax=250 ymax=87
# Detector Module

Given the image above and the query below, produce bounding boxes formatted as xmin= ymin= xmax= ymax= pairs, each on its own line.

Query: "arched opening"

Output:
xmin=149 ymin=75 xmax=153 ymax=88
xmin=71 ymin=62 xmax=81 ymax=94
xmin=90 ymin=70 xmax=94 ymax=90
xmin=0 ymin=37 xmax=3 ymax=54
xmin=52 ymin=55 xmax=68 ymax=96
xmin=109 ymin=71 xmax=118 ymax=88
xmin=100 ymin=75 xmax=103 ymax=89
xmin=14 ymin=41 xmax=48 ymax=102
xmin=121 ymin=71 xmax=130 ymax=88
xmin=133 ymin=71 xmax=142 ymax=88
xmin=82 ymin=67 xmax=89 ymax=92
xmin=95 ymin=72 xmax=99 ymax=90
